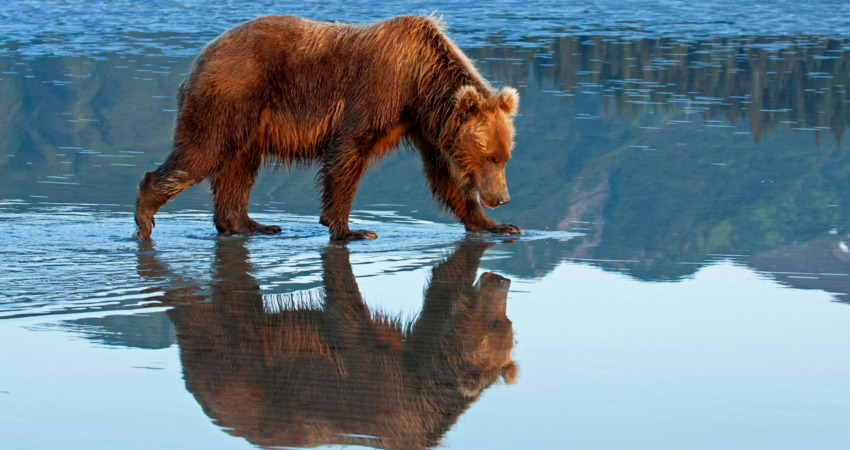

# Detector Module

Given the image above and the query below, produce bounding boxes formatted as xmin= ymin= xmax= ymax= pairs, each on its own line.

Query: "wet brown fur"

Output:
xmin=134 ymin=15 xmax=520 ymax=240
xmin=137 ymin=239 xmax=517 ymax=449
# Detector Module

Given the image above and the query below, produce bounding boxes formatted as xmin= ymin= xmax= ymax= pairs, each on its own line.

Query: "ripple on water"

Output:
xmin=1 ymin=1 xmax=849 ymax=57
xmin=0 ymin=204 xmax=575 ymax=318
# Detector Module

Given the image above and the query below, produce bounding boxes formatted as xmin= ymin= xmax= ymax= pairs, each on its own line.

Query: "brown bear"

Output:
xmin=136 ymin=238 xmax=518 ymax=449
xmin=134 ymin=14 xmax=521 ymax=240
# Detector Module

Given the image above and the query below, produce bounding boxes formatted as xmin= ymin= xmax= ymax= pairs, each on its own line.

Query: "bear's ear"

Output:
xmin=454 ymin=85 xmax=483 ymax=120
xmin=498 ymin=86 xmax=519 ymax=115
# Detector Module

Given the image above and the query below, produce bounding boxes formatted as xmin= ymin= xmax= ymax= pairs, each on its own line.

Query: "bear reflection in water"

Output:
xmin=137 ymin=239 xmax=517 ymax=449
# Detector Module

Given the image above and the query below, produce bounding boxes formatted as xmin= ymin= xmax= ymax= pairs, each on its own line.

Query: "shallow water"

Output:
xmin=2 ymin=2 xmax=850 ymax=449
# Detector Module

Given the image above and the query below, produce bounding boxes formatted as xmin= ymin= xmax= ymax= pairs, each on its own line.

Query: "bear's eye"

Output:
xmin=487 ymin=156 xmax=498 ymax=164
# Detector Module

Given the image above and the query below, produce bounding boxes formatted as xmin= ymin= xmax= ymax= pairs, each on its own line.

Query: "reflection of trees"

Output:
xmin=471 ymin=37 xmax=850 ymax=283
xmin=0 ymin=51 xmax=192 ymax=205
xmin=136 ymin=239 xmax=517 ymax=449
xmin=478 ymin=36 xmax=849 ymax=144
xmin=4 ymin=35 xmax=849 ymax=284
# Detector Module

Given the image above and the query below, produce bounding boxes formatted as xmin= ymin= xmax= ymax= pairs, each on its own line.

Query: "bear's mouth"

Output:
xmin=476 ymin=192 xmax=494 ymax=209
xmin=478 ymin=192 xmax=506 ymax=209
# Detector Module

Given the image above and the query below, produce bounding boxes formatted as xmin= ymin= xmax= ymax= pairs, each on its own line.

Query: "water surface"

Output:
xmin=2 ymin=2 xmax=850 ymax=449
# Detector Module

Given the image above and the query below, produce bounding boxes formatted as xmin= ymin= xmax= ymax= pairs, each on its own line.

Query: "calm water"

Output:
xmin=2 ymin=1 xmax=850 ymax=449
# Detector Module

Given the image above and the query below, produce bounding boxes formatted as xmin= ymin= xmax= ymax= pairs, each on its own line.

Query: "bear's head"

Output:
xmin=454 ymin=271 xmax=518 ymax=397
xmin=446 ymin=85 xmax=519 ymax=208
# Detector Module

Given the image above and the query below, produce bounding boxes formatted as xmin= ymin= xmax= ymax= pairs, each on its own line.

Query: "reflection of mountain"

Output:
xmin=476 ymin=36 xmax=850 ymax=282
xmin=1 ymin=35 xmax=848 ymax=285
xmin=136 ymin=238 xmax=517 ymax=449
xmin=750 ymin=236 xmax=850 ymax=303
xmin=60 ymin=313 xmax=175 ymax=349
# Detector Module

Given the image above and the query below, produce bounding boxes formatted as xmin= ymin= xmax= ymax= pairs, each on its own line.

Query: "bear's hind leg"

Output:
xmin=211 ymin=154 xmax=281 ymax=236
xmin=135 ymin=163 xmax=205 ymax=239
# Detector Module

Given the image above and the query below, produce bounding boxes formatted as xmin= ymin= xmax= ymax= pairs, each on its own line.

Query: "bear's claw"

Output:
xmin=487 ymin=223 xmax=522 ymax=236
xmin=255 ymin=225 xmax=282 ymax=235
xmin=331 ymin=229 xmax=378 ymax=241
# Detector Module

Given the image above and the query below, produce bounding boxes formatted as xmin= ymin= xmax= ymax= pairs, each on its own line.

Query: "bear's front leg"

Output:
xmin=319 ymin=146 xmax=377 ymax=241
xmin=420 ymin=151 xmax=522 ymax=236
xmin=461 ymin=204 xmax=522 ymax=236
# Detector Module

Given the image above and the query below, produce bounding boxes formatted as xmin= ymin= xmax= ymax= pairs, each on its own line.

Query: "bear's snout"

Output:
xmin=479 ymin=164 xmax=510 ymax=209
xmin=494 ymin=193 xmax=510 ymax=206
xmin=480 ymin=190 xmax=511 ymax=209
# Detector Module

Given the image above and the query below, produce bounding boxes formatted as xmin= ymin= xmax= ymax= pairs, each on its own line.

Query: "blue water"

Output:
xmin=4 ymin=0 xmax=850 ymax=56
xmin=2 ymin=1 xmax=850 ymax=449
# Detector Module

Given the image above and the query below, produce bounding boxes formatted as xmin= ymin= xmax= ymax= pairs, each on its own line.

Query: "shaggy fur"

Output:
xmin=134 ymin=15 xmax=521 ymax=240
xmin=136 ymin=238 xmax=517 ymax=449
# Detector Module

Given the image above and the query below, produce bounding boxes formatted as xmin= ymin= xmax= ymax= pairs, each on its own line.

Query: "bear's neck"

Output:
xmin=405 ymin=18 xmax=492 ymax=146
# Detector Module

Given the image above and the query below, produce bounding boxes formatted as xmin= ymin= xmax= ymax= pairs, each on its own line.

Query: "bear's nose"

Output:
xmin=496 ymin=194 xmax=510 ymax=206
